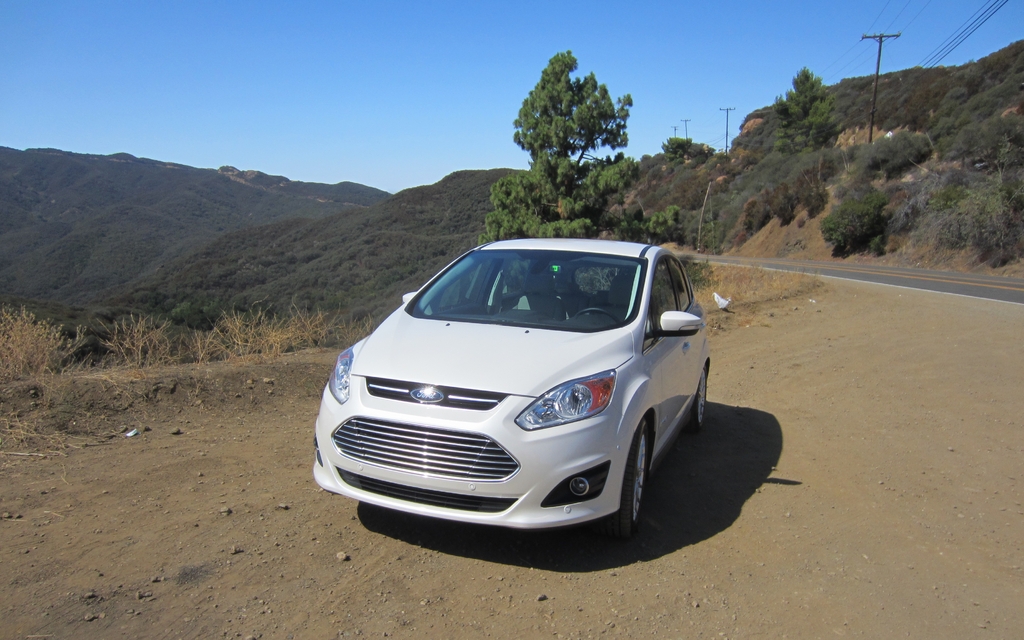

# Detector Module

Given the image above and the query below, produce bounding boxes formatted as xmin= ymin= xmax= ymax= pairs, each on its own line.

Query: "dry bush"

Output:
xmin=287 ymin=307 xmax=331 ymax=348
xmin=0 ymin=306 xmax=70 ymax=382
xmin=102 ymin=314 xmax=173 ymax=369
xmin=187 ymin=329 xmax=228 ymax=365
xmin=333 ymin=315 xmax=376 ymax=348
xmin=695 ymin=264 xmax=819 ymax=310
xmin=215 ymin=308 xmax=295 ymax=362
xmin=180 ymin=308 xmax=371 ymax=365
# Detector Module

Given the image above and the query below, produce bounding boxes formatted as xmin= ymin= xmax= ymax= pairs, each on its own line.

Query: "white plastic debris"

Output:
xmin=125 ymin=429 xmax=139 ymax=438
xmin=713 ymin=292 xmax=732 ymax=310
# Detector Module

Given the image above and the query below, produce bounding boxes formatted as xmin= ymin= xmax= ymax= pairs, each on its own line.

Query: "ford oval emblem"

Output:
xmin=410 ymin=385 xmax=444 ymax=403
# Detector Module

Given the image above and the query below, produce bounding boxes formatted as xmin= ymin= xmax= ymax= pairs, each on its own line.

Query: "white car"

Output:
xmin=313 ymin=238 xmax=710 ymax=538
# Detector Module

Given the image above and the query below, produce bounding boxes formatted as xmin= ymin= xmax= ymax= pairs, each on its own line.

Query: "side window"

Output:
xmin=668 ymin=260 xmax=692 ymax=310
xmin=645 ymin=259 xmax=679 ymax=348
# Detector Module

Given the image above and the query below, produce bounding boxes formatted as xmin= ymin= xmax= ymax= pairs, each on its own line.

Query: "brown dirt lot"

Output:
xmin=2 ymin=279 xmax=1023 ymax=639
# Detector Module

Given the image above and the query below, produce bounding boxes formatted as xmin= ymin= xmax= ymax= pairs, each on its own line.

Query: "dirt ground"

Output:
xmin=2 ymin=279 xmax=1023 ymax=640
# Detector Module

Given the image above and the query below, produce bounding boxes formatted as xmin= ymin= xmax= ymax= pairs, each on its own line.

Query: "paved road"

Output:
xmin=677 ymin=254 xmax=1024 ymax=305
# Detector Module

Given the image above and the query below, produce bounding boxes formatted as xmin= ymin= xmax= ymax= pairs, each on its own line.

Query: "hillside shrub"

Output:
xmin=742 ymin=194 xmax=772 ymax=234
xmin=820 ymin=190 xmax=890 ymax=254
xmin=796 ymin=175 xmax=829 ymax=217
xmin=687 ymin=144 xmax=714 ymax=165
xmin=766 ymin=183 xmax=798 ymax=225
xmin=949 ymin=113 xmax=1024 ymax=174
xmin=0 ymin=307 xmax=70 ymax=382
xmin=931 ymin=178 xmax=1024 ymax=264
xmin=682 ymin=260 xmax=716 ymax=291
xmin=861 ymin=131 xmax=932 ymax=179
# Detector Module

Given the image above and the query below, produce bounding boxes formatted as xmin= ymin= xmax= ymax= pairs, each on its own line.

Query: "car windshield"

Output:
xmin=409 ymin=249 xmax=646 ymax=332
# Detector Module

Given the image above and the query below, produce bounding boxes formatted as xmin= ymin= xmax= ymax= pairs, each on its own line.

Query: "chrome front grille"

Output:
xmin=332 ymin=417 xmax=519 ymax=481
xmin=364 ymin=377 xmax=507 ymax=411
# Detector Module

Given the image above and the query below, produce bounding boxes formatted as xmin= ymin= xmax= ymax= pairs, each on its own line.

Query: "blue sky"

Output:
xmin=2 ymin=1 xmax=1020 ymax=193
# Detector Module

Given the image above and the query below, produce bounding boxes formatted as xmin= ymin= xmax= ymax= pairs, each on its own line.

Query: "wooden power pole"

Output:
xmin=720 ymin=108 xmax=735 ymax=152
xmin=862 ymin=32 xmax=900 ymax=143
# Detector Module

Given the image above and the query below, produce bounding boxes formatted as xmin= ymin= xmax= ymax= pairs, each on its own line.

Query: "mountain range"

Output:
xmin=0 ymin=147 xmax=389 ymax=305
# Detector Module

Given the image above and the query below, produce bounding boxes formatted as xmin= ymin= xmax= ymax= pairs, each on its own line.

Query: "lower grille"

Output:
xmin=338 ymin=469 xmax=517 ymax=513
xmin=333 ymin=417 xmax=519 ymax=481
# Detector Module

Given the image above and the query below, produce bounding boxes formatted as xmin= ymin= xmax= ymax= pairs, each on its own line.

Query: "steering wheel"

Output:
xmin=572 ymin=307 xmax=618 ymax=321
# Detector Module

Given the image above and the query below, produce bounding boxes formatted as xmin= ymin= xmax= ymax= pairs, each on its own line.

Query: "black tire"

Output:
xmin=683 ymin=363 xmax=708 ymax=433
xmin=597 ymin=421 xmax=648 ymax=539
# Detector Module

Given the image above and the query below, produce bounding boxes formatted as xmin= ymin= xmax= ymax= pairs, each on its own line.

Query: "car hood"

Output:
xmin=352 ymin=311 xmax=636 ymax=397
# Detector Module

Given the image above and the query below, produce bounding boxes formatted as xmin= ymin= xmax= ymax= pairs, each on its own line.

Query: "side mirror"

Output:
xmin=658 ymin=311 xmax=702 ymax=337
xmin=402 ymin=291 xmax=417 ymax=304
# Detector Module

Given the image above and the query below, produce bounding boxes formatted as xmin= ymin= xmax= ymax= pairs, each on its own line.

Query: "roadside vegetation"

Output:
xmin=0 ymin=304 xmax=375 ymax=379
xmin=622 ymin=41 xmax=1024 ymax=268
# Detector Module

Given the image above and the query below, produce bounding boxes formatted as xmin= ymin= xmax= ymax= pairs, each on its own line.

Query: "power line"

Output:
xmin=919 ymin=0 xmax=1008 ymax=67
xmin=821 ymin=40 xmax=863 ymax=74
xmin=827 ymin=47 xmax=876 ymax=83
xmin=866 ymin=0 xmax=895 ymax=34
xmin=897 ymin=0 xmax=935 ymax=33
xmin=883 ymin=0 xmax=914 ymax=32
xmin=918 ymin=0 xmax=998 ymax=66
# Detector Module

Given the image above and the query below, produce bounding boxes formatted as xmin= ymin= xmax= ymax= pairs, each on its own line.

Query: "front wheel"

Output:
xmin=597 ymin=421 xmax=648 ymax=539
xmin=683 ymin=363 xmax=708 ymax=433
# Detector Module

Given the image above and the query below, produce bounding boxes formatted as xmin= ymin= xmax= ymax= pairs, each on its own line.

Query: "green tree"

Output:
xmin=481 ymin=51 xmax=638 ymax=241
xmin=662 ymin=137 xmax=693 ymax=163
xmin=773 ymin=68 xmax=837 ymax=153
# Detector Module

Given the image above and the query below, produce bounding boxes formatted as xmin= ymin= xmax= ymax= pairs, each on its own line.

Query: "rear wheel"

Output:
xmin=597 ymin=421 xmax=648 ymax=539
xmin=683 ymin=363 xmax=708 ymax=433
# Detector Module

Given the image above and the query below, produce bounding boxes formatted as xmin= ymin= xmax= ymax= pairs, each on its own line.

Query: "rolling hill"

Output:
xmin=107 ymin=168 xmax=514 ymax=325
xmin=0 ymin=147 xmax=389 ymax=305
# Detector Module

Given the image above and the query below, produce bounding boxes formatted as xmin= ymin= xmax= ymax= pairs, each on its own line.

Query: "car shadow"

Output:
xmin=356 ymin=401 xmax=782 ymax=571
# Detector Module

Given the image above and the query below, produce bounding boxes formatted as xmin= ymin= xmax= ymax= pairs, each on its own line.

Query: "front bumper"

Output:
xmin=313 ymin=376 xmax=631 ymax=529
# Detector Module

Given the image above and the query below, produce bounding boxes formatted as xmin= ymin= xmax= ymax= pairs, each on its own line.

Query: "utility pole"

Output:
xmin=672 ymin=125 xmax=679 ymax=138
xmin=862 ymin=32 xmax=901 ymax=143
xmin=719 ymin=108 xmax=735 ymax=152
xmin=696 ymin=180 xmax=712 ymax=252
xmin=681 ymin=119 xmax=691 ymax=139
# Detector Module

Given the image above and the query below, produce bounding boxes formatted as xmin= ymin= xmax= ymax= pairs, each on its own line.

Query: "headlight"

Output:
xmin=516 ymin=370 xmax=616 ymax=430
xmin=328 ymin=347 xmax=354 ymax=404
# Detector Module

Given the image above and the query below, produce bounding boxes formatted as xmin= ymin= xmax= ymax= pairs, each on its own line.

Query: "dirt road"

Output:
xmin=2 ymin=279 xmax=1022 ymax=639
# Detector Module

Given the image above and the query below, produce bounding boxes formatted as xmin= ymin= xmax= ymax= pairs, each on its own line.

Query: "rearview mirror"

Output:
xmin=402 ymin=291 xmax=417 ymax=304
xmin=658 ymin=311 xmax=702 ymax=337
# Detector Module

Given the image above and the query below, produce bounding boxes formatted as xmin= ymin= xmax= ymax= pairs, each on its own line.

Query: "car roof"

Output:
xmin=479 ymin=238 xmax=656 ymax=258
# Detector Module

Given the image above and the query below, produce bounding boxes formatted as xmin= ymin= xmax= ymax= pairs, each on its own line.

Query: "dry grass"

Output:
xmin=96 ymin=308 xmax=370 ymax=368
xmin=0 ymin=306 xmax=71 ymax=383
xmin=213 ymin=307 xmax=338 ymax=363
xmin=694 ymin=264 xmax=821 ymax=311
xmin=102 ymin=314 xmax=173 ymax=369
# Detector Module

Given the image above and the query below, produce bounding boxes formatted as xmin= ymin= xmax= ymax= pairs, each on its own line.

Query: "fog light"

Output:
xmin=569 ymin=477 xmax=590 ymax=496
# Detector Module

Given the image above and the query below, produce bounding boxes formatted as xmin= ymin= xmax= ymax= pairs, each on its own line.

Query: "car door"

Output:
xmin=643 ymin=257 xmax=688 ymax=460
xmin=667 ymin=258 xmax=706 ymax=416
